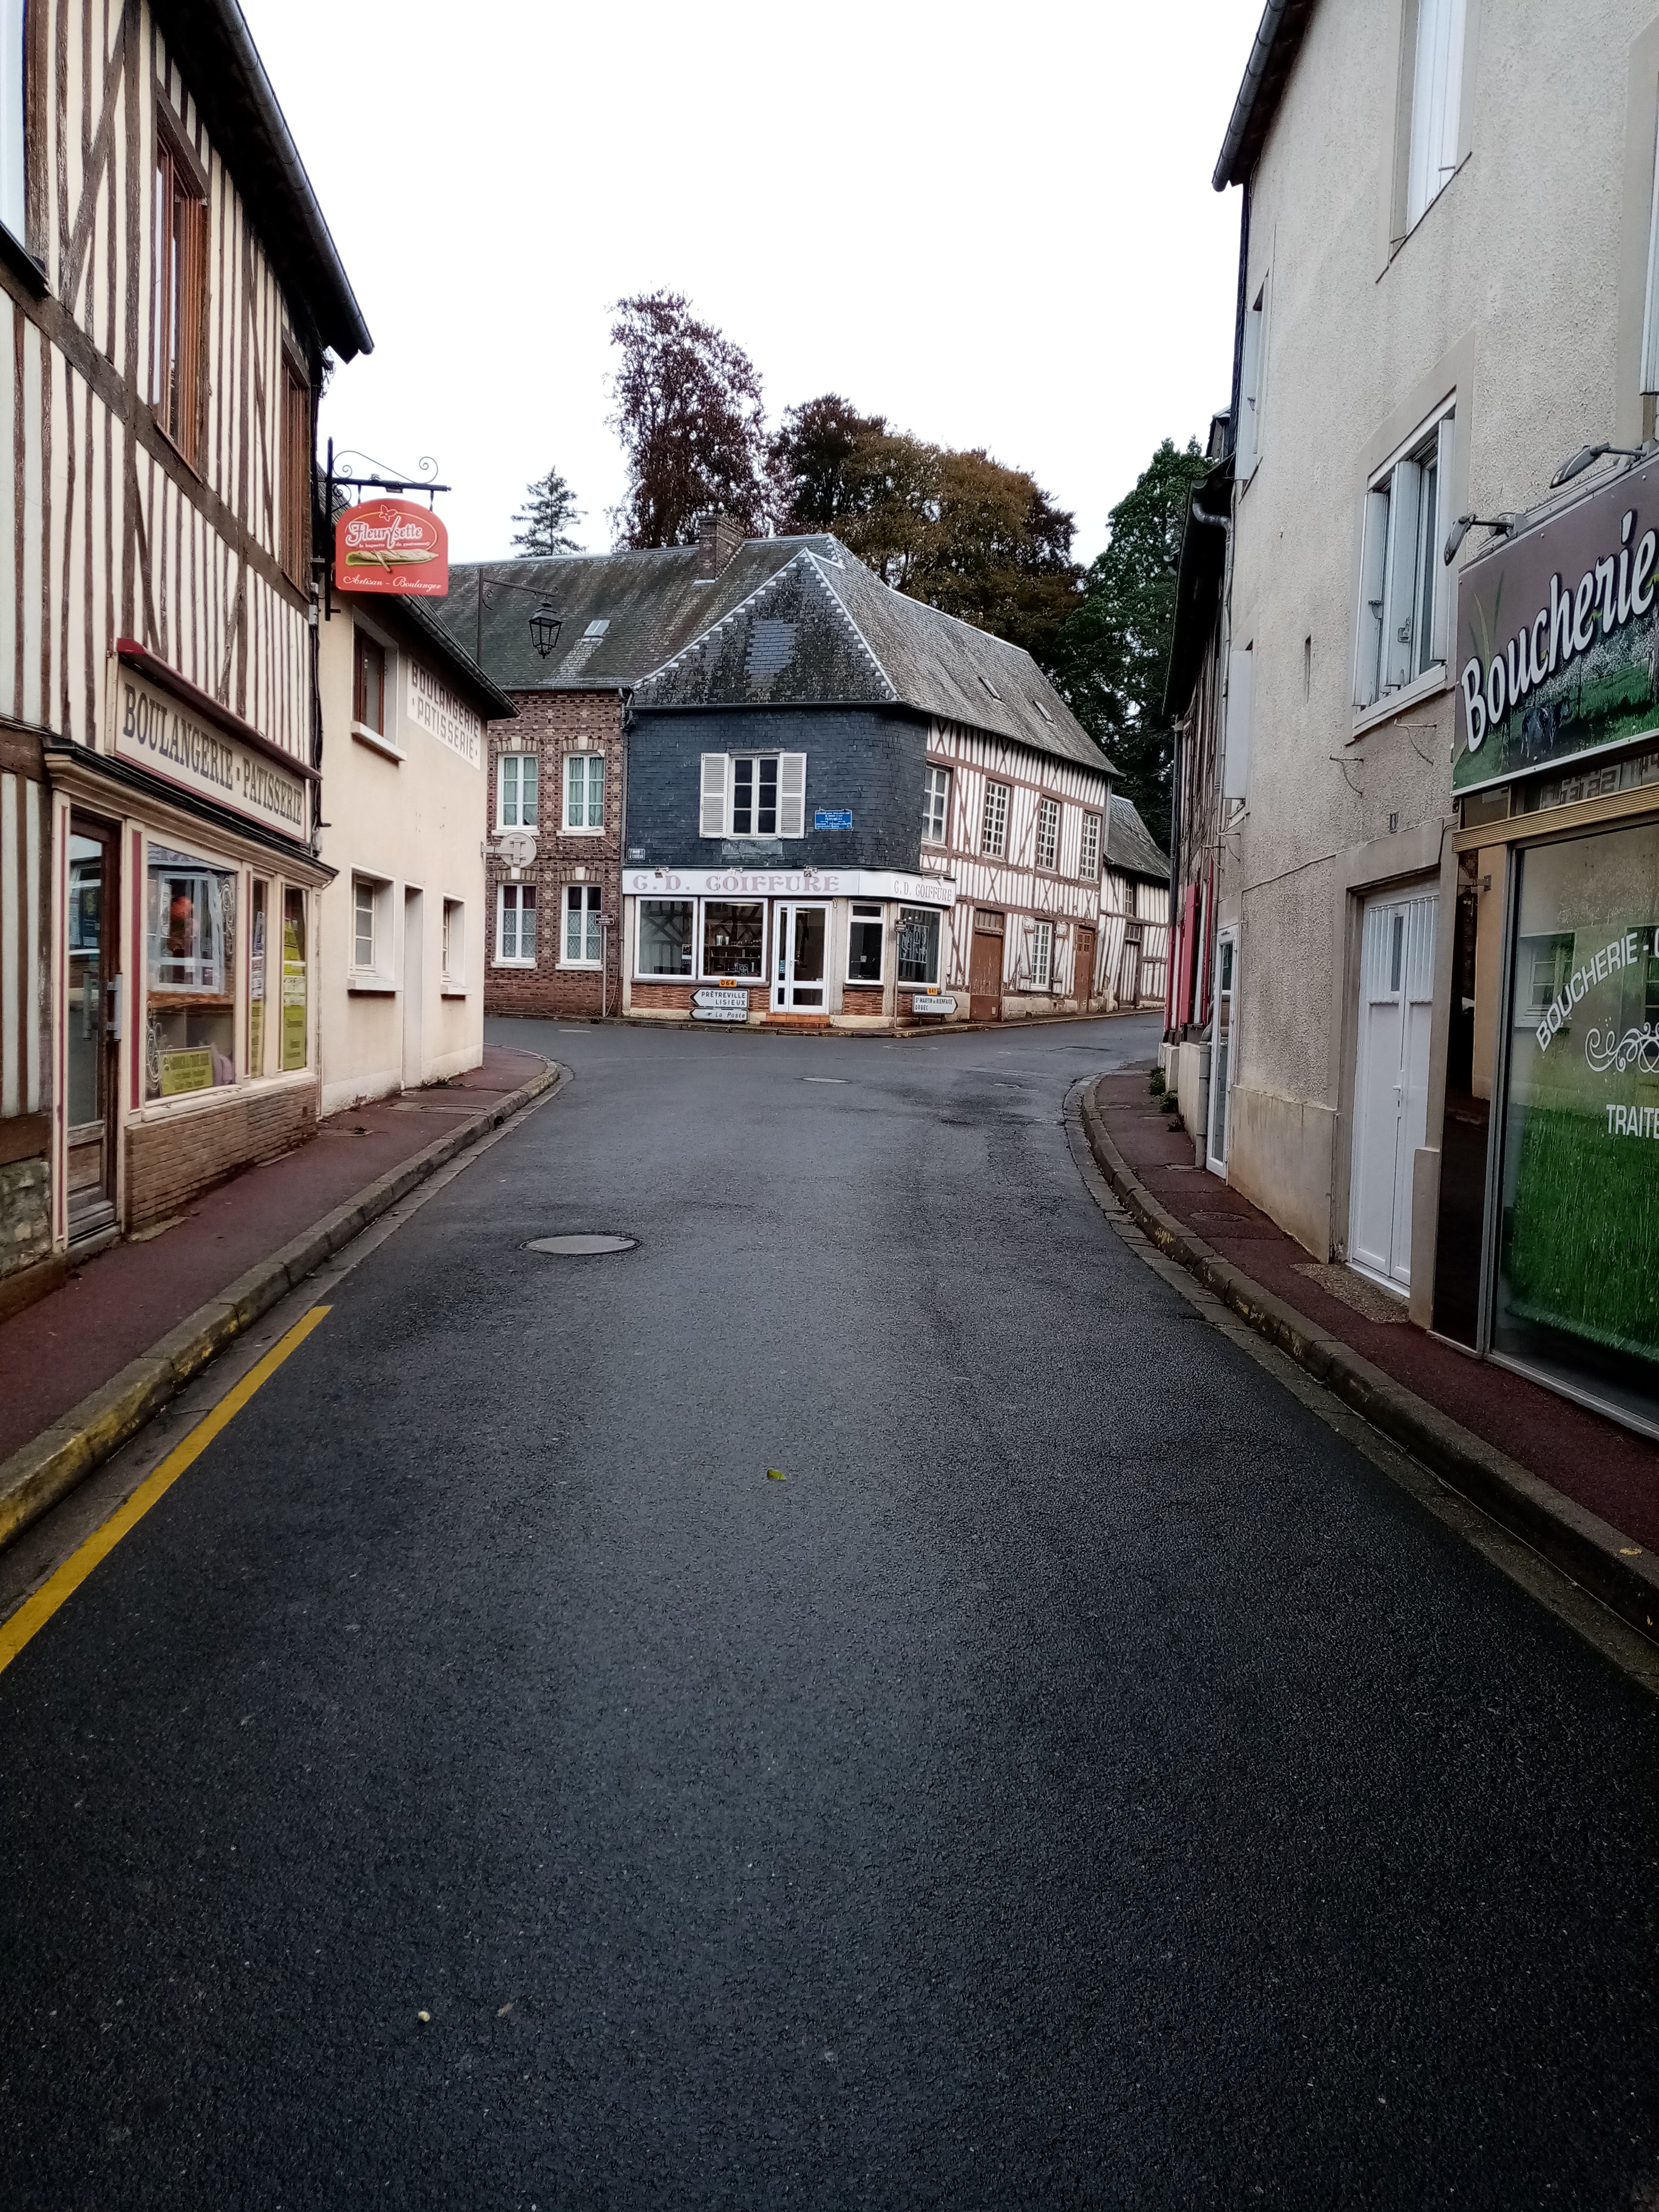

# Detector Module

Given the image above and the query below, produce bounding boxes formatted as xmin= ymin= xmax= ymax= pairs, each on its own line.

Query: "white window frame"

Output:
xmin=1035 ymin=794 xmax=1060 ymax=872
xmin=1079 ymin=811 xmax=1101 ymax=882
xmin=922 ymin=763 xmax=950 ymax=845
xmin=1 ymin=0 xmax=25 ymax=244
xmin=494 ymin=881 xmax=537 ymax=967
xmin=497 ymin=751 xmax=539 ymax=832
xmin=1237 ymin=275 xmax=1268 ymax=478
xmin=698 ymin=751 xmax=807 ymax=839
xmin=981 ymin=780 xmax=1010 ymax=859
xmin=698 ymin=897 xmax=767 ymax=982
xmin=563 ymin=752 xmax=605 ymax=834
xmin=1404 ymin=0 xmax=1467 ymax=234
xmin=1224 ymin=644 xmax=1255 ymax=802
xmin=347 ymin=872 xmax=396 ymax=992
xmin=846 ymin=901 xmax=885 ymax=985
xmin=441 ymin=898 xmax=466 ymax=993
xmin=635 ymin=897 xmax=695 ymax=978
xmin=562 ymin=883 xmax=603 ymax=969
xmin=1354 ymin=403 xmax=1455 ymax=719
xmin=1031 ymin=918 xmax=1053 ymax=992
xmin=895 ymin=906 xmax=941 ymax=988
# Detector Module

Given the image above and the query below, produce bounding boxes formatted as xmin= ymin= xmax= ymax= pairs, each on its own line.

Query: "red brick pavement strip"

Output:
xmin=1086 ymin=1068 xmax=1659 ymax=1647
xmin=0 ymin=1046 xmax=560 ymax=1548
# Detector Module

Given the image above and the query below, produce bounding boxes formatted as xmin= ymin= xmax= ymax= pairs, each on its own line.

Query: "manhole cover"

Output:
xmin=526 ymin=1234 xmax=636 ymax=1256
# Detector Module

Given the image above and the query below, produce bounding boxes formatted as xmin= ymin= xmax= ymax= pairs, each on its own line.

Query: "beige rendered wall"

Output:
xmin=316 ymin=606 xmax=486 ymax=1116
xmin=1222 ymin=0 xmax=1659 ymax=1263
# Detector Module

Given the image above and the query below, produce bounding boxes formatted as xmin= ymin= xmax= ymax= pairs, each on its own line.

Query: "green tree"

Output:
xmin=1050 ymin=437 xmax=1213 ymax=850
xmin=767 ymin=394 xmax=889 ymax=532
xmin=510 ymin=464 xmax=583 ymax=556
xmin=608 ymin=291 xmax=768 ymax=548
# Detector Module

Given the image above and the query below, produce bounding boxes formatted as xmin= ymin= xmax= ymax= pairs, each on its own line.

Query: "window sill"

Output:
xmin=558 ymin=959 xmax=603 ymax=972
xmin=150 ymin=411 xmax=204 ymax=481
xmin=352 ymin=722 xmax=405 ymax=761
xmin=440 ymin=985 xmax=468 ymax=998
xmin=560 ymin=825 xmax=605 ymax=838
xmin=347 ymin=974 xmax=398 ymax=995
xmin=1352 ymin=660 xmax=1449 ymax=739
xmin=0 ymin=222 xmax=48 ymax=296
xmin=496 ymin=824 xmax=539 ymax=839
xmin=492 ymin=958 xmax=538 ymax=970
xmin=138 ymin=1066 xmax=315 ymax=1120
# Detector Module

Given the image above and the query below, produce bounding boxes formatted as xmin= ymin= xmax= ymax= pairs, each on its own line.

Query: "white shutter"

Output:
xmin=1222 ymin=646 xmax=1254 ymax=801
xmin=1430 ymin=413 xmax=1456 ymax=664
xmin=1381 ymin=458 xmax=1423 ymax=693
xmin=1237 ymin=287 xmax=1264 ymax=474
xmin=1407 ymin=0 xmax=1466 ymax=228
xmin=1355 ymin=488 xmax=1390 ymax=707
xmin=1644 ymin=107 xmax=1659 ymax=393
xmin=778 ymin=752 xmax=807 ymax=838
xmin=699 ymin=753 xmax=730 ymax=838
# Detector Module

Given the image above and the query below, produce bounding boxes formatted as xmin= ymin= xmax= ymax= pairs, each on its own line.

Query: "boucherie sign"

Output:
xmin=334 ymin=499 xmax=449 ymax=597
xmin=1454 ymin=451 xmax=1659 ymax=793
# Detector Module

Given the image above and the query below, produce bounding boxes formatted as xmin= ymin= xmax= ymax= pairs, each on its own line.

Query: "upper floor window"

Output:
xmin=564 ymin=752 xmax=604 ymax=832
xmin=1404 ymin=0 xmax=1466 ymax=231
xmin=1 ymin=0 xmax=23 ymax=242
xmin=152 ymin=118 xmax=207 ymax=467
xmin=499 ymin=752 xmax=538 ymax=830
xmin=1237 ymin=277 xmax=1267 ymax=476
xmin=981 ymin=780 xmax=1009 ymax=859
xmin=281 ymin=359 xmax=310 ymax=588
xmin=1035 ymin=795 xmax=1060 ymax=872
xmin=922 ymin=764 xmax=950 ymax=845
xmin=353 ymin=630 xmax=387 ymax=736
xmin=1079 ymin=811 xmax=1102 ymax=881
xmin=699 ymin=752 xmax=807 ymax=839
xmin=1355 ymin=406 xmax=1455 ymax=711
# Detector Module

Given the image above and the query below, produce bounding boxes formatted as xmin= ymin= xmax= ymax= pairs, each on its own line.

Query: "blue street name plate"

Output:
xmin=814 ymin=809 xmax=852 ymax=830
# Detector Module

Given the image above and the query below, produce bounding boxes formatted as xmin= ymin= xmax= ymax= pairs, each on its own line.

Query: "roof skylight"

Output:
xmin=583 ymin=619 xmax=610 ymax=638
xmin=1033 ymin=698 xmax=1054 ymax=723
xmin=979 ymin=674 xmax=1001 ymax=701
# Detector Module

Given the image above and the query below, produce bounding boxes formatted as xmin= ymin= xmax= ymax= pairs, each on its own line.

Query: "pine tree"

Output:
xmin=510 ymin=466 xmax=583 ymax=556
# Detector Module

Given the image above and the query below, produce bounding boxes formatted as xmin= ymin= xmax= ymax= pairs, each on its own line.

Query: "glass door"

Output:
xmin=65 ymin=817 xmax=120 ymax=1241
xmin=1206 ymin=931 xmax=1235 ymax=1176
xmin=773 ymin=903 xmax=828 ymax=1010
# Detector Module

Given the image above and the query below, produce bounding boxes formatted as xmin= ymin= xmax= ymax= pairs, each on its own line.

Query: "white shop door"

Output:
xmin=1349 ymin=888 xmax=1436 ymax=1291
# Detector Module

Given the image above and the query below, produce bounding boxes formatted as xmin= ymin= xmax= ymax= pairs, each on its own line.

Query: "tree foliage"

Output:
xmin=510 ymin=464 xmax=583 ymax=556
xmin=608 ymin=291 xmax=768 ymax=548
xmin=1048 ymin=438 xmax=1213 ymax=850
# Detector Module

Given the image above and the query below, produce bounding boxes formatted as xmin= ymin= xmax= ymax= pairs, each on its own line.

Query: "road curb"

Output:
xmin=1080 ymin=1076 xmax=1659 ymax=1646
xmin=0 ymin=1058 xmax=566 ymax=1553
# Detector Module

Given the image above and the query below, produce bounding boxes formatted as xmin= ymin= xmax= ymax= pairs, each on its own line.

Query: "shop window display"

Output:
xmin=145 ymin=847 xmax=237 ymax=1098
xmin=701 ymin=901 xmax=763 ymax=978
xmin=1494 ymin=822 xmax=1659 ymax=1428
xmin=895 ymin=906 xmax=941 ymax=986
xmin=639 ymin=900 xmax=693 ymax=977
xmin=282 ymin=888 xmax=309 ymax=1070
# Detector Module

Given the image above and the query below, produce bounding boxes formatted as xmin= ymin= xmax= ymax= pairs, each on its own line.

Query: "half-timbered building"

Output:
xmin=1099 ymin=794 xmax=1170 ymax=1012
xmin=618 ymin=535 xmax=1115 ymax=1028
xmin=0 ymin=0 xmax=369 ymax=1306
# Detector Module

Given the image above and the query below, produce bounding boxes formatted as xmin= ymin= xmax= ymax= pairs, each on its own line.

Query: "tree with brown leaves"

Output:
xmin=608 ymin=291 xmax=768 ymax=549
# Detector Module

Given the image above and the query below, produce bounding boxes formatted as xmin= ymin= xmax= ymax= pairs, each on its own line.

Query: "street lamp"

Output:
xmin=528 ymin=600 xmax=563 ymax=659
xmin=1551 ymin=441 xmax=1647 ymax=490
xmin=473 ymin=571 xmax=566 ymax=665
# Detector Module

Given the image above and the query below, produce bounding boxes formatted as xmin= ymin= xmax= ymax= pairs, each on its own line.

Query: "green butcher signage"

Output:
xmin=1453 ymin=450 xmax=1659 ymax=794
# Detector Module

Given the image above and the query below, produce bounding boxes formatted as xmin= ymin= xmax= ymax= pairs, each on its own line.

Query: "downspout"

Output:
xmin=610 ymin=685 xmax=633 ymax=1021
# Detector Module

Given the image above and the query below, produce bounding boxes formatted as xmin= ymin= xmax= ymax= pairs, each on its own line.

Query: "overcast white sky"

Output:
xmin=239 ymin=1 xmax=1258 ymax=567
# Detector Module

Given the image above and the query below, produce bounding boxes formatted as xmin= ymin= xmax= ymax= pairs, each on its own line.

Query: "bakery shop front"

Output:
xmin=44 ymin=645 xmax=330 ymax=1248
xmin=619 ymin=868 xmax=959 ymax=1029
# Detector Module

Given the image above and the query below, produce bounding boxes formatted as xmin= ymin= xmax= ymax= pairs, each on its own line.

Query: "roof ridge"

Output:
xmin=635 ymin=547 xmax=897 ymax=700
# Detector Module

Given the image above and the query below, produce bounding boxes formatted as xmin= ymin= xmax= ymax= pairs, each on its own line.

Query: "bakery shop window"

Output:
xmin=145 ymin=847 xmax=237 ymax=1099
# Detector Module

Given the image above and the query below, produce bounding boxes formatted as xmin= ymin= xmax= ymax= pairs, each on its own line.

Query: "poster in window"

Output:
xmin=282 ymin=889 xmax=308 ymax=1071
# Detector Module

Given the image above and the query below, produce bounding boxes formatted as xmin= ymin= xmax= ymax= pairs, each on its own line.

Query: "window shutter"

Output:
xmin=1381 ymin=458 xmax=1423 ymax=693
xmin=1430 ymin=413 xmax=1457 ymax=664
xmin=1355 ymin=488 xmax=1391 ymax=707
xmin=588 ymin=755 xmax=604 ymax=828
xmin=700 ymin=753 xmax=729 ymax=837
xmin=1645 ymin=109 xmax=1659 ymax=393
xmin=1238 ymin=286 xmax=1265 ymax=473
xmin=1222 ymin=646 xmax=1254 ymax=801
xmin=565 ymin=753 xmax=580 ymax=830
xmin=778 ymin=753 xmax=807 ymax=838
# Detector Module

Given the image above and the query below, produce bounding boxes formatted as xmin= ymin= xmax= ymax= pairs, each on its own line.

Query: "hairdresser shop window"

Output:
xmin=145 ymin=847 xmax=238 ymax=1099
xmin=1494 ymin=819 xmax=1659 ymax=1431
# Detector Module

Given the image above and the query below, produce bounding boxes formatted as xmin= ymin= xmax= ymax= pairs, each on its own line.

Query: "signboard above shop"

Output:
xmin=108 ymin=650 xmax=312 ymax=844
xmin=334 ymin=499 xmax=449 ymax=598
xmin=1454 ymin=451 xmax=1659 ymax=794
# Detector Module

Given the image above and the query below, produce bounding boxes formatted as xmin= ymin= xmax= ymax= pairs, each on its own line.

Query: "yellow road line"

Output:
xmin=0 ymin=1304 xmax=332 ymax=1679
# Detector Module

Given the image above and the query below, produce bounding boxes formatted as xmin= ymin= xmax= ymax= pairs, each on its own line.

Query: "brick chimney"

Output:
xmin=695 ymin=510 xmax=745 ymax=577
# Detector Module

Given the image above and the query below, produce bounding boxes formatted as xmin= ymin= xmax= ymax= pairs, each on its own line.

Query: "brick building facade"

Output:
xmin=484 ymin=689 xmax=626 ymax=1019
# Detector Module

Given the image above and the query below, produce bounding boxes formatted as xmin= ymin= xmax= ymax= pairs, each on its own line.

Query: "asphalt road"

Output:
xmin=4 ymin=1012 xmax=1659 ymax=2210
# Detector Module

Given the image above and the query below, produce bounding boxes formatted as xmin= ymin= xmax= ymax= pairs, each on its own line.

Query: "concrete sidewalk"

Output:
xmin=1087 ymin=1067 xmax=1659 ymax=1644
xmin=0 ymin=1044 xmax=558 ymax=1543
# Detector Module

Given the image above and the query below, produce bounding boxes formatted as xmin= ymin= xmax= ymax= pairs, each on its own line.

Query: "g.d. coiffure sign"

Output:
xmin=334 ymin=499 xmax=449 ymax=597
xmin=1454 ymin=452 xmax=1659 ymax=793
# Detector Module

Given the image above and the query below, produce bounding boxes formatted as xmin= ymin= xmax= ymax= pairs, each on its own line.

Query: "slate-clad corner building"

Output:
xmin=621 ymin=535 xmax=1117 ymax=1029
xmin=443 ymin=524 xmax=1120 ymax=1030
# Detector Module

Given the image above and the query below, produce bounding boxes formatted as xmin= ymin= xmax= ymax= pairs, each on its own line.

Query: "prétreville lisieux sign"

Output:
xmin=1454 ymin=451 xmax=1659 ymax=794
xmin=110 ymin=665 xmax=310 ymax=842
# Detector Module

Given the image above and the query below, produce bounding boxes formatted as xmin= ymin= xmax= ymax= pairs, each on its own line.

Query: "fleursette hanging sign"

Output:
xmin=334 ymin=499 xmax=448 ymax=597
xmin=1454 ymin=451 xmax=1659 ymax=793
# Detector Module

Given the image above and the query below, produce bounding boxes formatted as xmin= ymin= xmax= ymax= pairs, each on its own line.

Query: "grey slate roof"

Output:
xmin=1106 ymin=795 xmax=1169 ymax=883
xmin=438 ymin=537 xmax=1111 ymax=776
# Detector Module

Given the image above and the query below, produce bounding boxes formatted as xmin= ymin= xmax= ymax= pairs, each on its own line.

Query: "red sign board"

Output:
xmin=333 ymin=499 xmax=448 ymax=597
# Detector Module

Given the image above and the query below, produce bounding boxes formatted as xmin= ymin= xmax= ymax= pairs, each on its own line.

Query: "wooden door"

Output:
xmin=969 ymin=912 xmax=1003 ymax=1023
xmin=1075 ymin=925 xmax=1096 ymax=1003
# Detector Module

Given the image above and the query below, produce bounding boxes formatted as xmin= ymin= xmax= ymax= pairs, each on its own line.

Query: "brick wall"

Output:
xmin=0 ymin=1155 xmax=50 ymax=1280
xmin=486 ymin=691 xmax=625 ymax=1019
xmin=125 ymin=1078 xmax=320 ymax=1232
xmin=624 ymin=705 xmax=929 ymax=873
